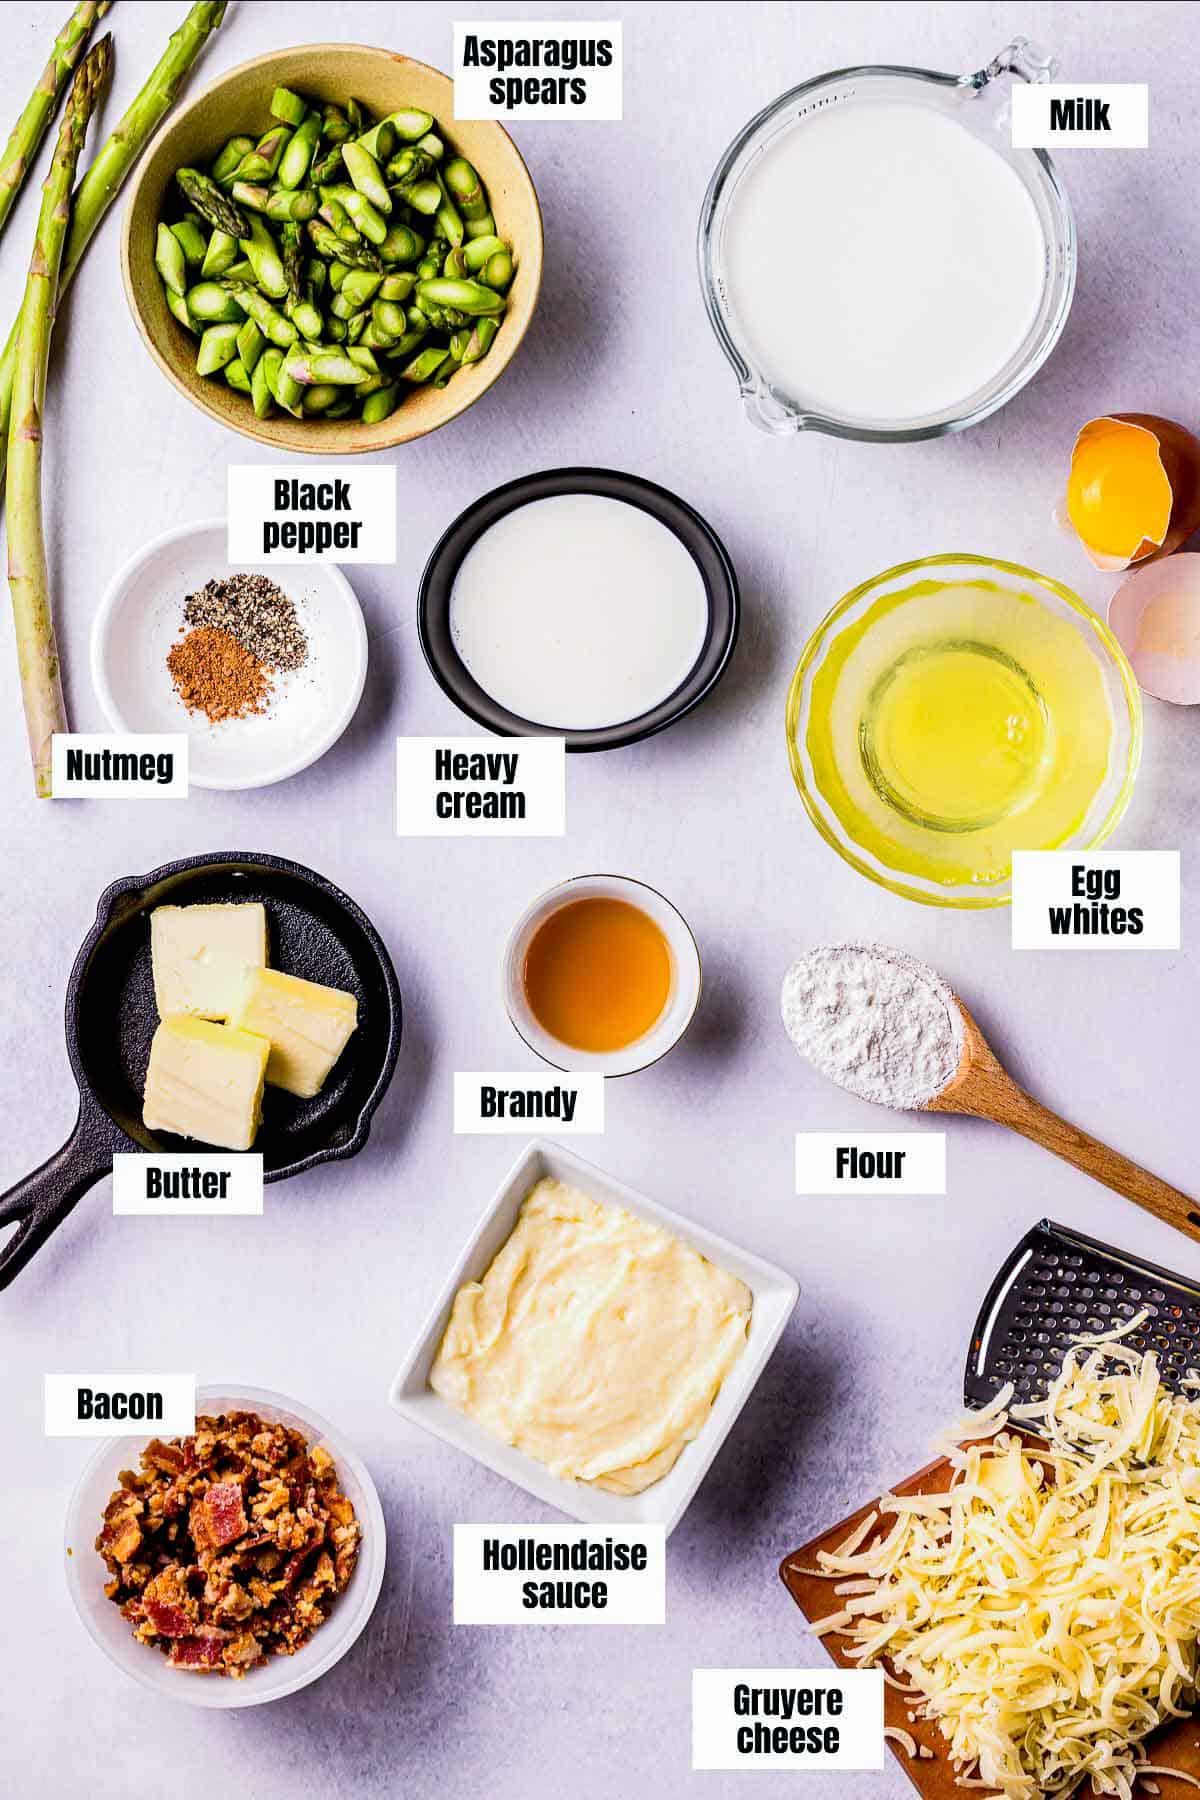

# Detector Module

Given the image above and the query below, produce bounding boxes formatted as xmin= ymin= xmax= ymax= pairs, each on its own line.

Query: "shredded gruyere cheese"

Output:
xmin=813 ymin=1331 xmax=1200 ymax=1798
xmin=885 ymin=1726 xmax=919 ymax=1758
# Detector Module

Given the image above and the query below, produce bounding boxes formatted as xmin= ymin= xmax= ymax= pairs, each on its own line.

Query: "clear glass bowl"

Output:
xmin=786 ymin=554 xmax=1143 ymax=909
xmin=698 ymin=39 xmax=1076 ymax=442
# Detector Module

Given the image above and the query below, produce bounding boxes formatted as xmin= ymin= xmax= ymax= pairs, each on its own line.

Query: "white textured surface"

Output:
xmin=0 ymin=3 xmax=1196 ymax=1797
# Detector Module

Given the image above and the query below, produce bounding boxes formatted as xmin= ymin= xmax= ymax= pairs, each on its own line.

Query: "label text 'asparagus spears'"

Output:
xmin=227 ymin=465 xmax=397 ymax=563
xmin=454 ymin=22 xmax=623 ymax=120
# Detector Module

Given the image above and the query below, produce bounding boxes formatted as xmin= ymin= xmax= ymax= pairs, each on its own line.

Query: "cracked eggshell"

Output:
xmin=1108 ymin=552 xmax=1200 ymax=704
xmin=1067 ymin=413 xmax=1200 ymax=572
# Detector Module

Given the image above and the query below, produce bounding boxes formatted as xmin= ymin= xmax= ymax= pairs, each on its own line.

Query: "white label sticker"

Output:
xmin=454 ymin=1524 xmax=664 ymax=1623
xmin=1011 ymin=83 xmax=1148 ymax=149
xmin=1011 ymin=851 xmax=1180 ymax=949
xmin=226 ymin=466 xmax=396 ymax=563
xmin=795 ymin=1132 xmax=946 ymax=1196
xmin=454 ymin=1072 xmax=605 ymax=1134
xmin=691 ymin=1669 xmax=885 ymax=1771
xmin=396 ymin=737 xmax=565 ymax=836
xmin=44 ymin=1373 xmax=196 ymax=1437
xmin=453 ymin=20 xmax=623 ymax=120
xmin=51 ymin=734 xmax=188 ymax=799
xmin=112 ymin=1153 xmax=264 ymax=1216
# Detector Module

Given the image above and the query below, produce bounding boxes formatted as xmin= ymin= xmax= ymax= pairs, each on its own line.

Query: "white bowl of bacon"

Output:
xmin=64 ymin=1385 xmax=386 ymax=1707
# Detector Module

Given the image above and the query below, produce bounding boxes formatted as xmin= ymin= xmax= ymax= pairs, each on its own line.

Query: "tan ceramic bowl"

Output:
xmin=122 ymin=45 xmax=543 ymax=452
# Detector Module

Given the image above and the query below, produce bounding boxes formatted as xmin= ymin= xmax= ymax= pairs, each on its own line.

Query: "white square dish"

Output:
xmin=389 ymin=1139 xmax=799 ymax=1535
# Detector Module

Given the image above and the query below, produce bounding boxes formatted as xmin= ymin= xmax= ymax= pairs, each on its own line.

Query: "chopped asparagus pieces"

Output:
xmin=166 ymin=287 xmax=194 ymax=332
xmin=342 ymin=141 xmax=392 ymax=213
xmin=196 ymin=321 xmax=240 ymax=375
xmin=200 ymin=227 xmax=238 ymax=277
xmin=278 ymin=114 xmax=320 ymax=190
xmin=171 ymin=217 xmax=209 ymax=266
xmin=186 ymin=280 xmax=244 ymax=324
xmin=251 ymin=346 xmax=279 ymax=417
xmin=460 ymin=317 xmax=500 ymax=364
xmin=156 ymin=223 xmax=188 ymax=296
xmin=308 ymin=218 xmax=381 ymax=271
xmin=283 ymin=350 xmax=365 ymax=386
xmin=212 ymin=133 xmax=252 ymax=185
xmin=362 ymin=382 xmax=400 ymax=423
xmin=177 ymin=167 xmax=248 ymax=237
xmin=390 ymin=108 xmax=435 ymax=143
xmin=155 ymin=83 xmax=513 ymax=424
xmin=270 ymin=86 xmax=307 ymax=127
xmin=235 ymin=318 xmax=265 ymax=372
xmin=481 ymin=249 xmax=515 ymax=292
xmin=415 ymin=277 xmax=505 ymax=317
xmin=443 ymin=157 xmax=487 ymax=221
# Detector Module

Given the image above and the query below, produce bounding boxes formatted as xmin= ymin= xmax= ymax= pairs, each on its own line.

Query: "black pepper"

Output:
xmin=182 ymin=574 xmax=309 ymax=672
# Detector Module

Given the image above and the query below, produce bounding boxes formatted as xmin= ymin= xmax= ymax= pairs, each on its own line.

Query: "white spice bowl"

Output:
xmin=91 ymin=519 xmax=368 ymax=791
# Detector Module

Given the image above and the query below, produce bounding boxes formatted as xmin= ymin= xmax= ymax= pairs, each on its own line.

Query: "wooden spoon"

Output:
xmin=926 ymin=998 xmax=1200 ymax=1243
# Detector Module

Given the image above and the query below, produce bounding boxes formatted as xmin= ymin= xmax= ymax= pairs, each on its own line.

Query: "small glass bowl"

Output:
xmin=698 ymin=39 xmax=1076 ymax=442
xmin=786 ymin=554 xmax=1143 ymax=909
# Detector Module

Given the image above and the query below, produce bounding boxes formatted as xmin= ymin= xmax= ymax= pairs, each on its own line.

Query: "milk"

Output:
xmin=450 ymin=494 xmax=710 ymax=730
xmin=723 ymin=99 xmax=1047 ymax=423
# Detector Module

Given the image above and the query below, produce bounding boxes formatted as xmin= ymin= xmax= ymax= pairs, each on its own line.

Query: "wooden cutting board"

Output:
xmin=779 ymin=1452 xmax=1200 ymax=1798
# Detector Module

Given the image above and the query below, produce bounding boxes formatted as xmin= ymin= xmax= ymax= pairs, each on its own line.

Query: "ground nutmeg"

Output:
xmin=166 ymin=626 xmax=272 ymax=723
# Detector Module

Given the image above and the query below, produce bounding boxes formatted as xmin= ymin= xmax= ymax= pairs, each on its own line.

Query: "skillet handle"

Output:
xmin=0 ymin=1114 xmax=108 ymax=1291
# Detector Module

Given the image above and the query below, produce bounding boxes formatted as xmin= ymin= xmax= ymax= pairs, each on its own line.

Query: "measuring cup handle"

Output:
xmin=741 ymin=381 xmax=802 ymax=437
xmin=975 ymin=37 xmax=1057 ymax=90
xmin=0 ymin=1115 xmax=107 ymax=1291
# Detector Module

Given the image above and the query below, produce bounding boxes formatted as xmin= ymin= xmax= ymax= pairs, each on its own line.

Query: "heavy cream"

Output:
xmin=723 ymin=99 xmax=1047 ymax=423
xmin=449 ymin=493 xmax=710 ymax=729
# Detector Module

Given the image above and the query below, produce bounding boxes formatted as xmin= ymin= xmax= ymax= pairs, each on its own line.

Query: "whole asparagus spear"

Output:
xmin=0 ymin=2 xmax=228 ymax=500
xmin=7 ymin=36 xmax=113 ymax=798
xmin=0 ymin=1 xmax=110 ymax=241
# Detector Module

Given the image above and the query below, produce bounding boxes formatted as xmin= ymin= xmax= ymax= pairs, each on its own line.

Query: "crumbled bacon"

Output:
xmin=100 ymin=1510 xmax=143 ymax=1565
xmin=95 ymin=1412 xmax=360 ymax=1680
xmin=144 ymin=1439 xmax=187 ymax=1475
xmin=143 ymin=1599 xmax=192 ymax=1638
xmin=280 ymin=1532 xmax=323 ymax=1589
xmin=191 ymin=1482 xmax=246 ymax=1551
xmin=168 ymin=1631 xmax=228 ymax=1669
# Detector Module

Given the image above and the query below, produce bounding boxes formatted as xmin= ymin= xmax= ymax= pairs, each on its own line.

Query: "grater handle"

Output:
xmin=964 ymin=1071 xmax=1200 ymax=1243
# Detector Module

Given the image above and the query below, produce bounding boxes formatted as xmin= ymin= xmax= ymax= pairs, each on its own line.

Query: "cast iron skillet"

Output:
xmin=0 ymin=851 xmax=402 ymax=1291
xmin=418 ymin=466 xmax=740 ymax=752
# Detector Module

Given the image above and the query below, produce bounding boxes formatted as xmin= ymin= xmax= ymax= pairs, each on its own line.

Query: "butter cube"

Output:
xmin=151 ymin=903 xmax=268 ymax=1021
xmin=143 ymin=1015 xmax=270 ymax=1152
xmin=229 ymin=966 xmax=358 ymax=1100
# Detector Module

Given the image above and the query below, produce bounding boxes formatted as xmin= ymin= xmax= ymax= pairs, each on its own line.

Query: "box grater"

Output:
xmin=964 ymin=1219 xmax=1200 ymax=1410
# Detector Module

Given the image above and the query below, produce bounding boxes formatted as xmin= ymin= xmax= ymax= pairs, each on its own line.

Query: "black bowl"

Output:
xmin=417 ymin=467 xmax=740 ymax=752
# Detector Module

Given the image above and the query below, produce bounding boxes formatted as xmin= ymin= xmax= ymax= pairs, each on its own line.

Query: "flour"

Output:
xmin=780 ymin=944 xmax=962 ymax=1110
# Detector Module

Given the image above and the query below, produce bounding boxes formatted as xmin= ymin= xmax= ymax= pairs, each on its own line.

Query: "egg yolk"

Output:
xmin=1067 ymin=418 xmax=1172 ymax=562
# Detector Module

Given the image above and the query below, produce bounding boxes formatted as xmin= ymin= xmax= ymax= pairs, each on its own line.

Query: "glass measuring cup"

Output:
xmin=698 ymin=39 xmax=1076 ymax=443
